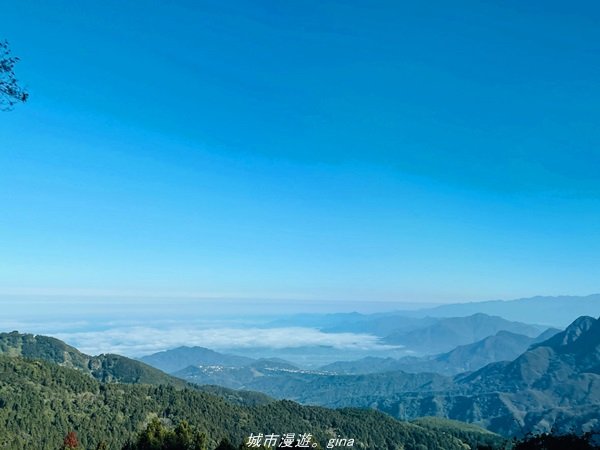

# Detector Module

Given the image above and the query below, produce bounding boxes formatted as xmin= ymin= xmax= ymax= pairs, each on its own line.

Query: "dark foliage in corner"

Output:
xmin=513 ymin=432 xmax=600 ymax=450
xmin=0 ymin=40 xmax=28 ymax=110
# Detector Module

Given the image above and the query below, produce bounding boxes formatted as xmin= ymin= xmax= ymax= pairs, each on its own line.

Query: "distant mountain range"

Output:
xmin=140 ymin=315 xmax=599 ymax=436
xmin=374 ymin=315 xmax=600 ymax=435
xmin=1 ymin=313 xmax=598 ymax=442
xmin=316 ymin=314 xmax=439 ymax=336
xmin=277 ymin=294 xmax=600 ymax=333
xmin=3 ymin=295 xmax=598 ymax=442
xmin=0 ymin=334 xmax=505 ymax=450
xmin=403 ymin=294 xmax=600 ymax=327
xmin=322 ymin=327 xmax=561 ymax=376
xmin=140 ymin=313 xmax=552 ymax=375
xmin=382 ymin=313 xmax=545 ymax=353
xmin=197 ymin=296 xmax=598 ymax=367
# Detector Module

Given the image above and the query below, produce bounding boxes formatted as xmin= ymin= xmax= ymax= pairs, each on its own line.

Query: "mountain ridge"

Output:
xmin=381 ymin=315 xmax=600 ymax=435
xmin=139 ymin=345 xmax=255 ymax=374
xmin=0 ymin=331 xmax=188 ymax=387
xmin=170 ymin=316 xmax=600 ymax=436
xmin=0 ymin=354 xmax=505 ymax=450
xmin=320 ymin=328 xmax=562 ymax=376
xmin=383 ymin=313 xmax=545 ymax=353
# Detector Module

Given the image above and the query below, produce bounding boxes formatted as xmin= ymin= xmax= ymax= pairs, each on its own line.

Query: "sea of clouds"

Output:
xmin=51 ymin=325 xmax=396 ymax=357
xmin=1 ymin=298 xmax=406 ymax=360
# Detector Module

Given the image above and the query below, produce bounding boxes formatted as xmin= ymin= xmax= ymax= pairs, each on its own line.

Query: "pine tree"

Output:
xmin=191 ymin=430 xmax=208 ymax=450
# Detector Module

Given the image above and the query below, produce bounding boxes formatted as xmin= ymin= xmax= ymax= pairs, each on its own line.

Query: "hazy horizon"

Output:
xmin=1 ymin=293 xmax=598 ymax=358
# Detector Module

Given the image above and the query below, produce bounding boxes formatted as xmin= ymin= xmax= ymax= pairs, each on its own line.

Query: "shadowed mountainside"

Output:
xmin=374 ymin=316 xmax=600 ymax=436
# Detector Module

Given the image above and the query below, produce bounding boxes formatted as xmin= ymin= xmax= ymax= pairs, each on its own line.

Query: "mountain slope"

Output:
xmin=376 ymin=316 xmax=600 ymax=435
xmin=0 ymin=331 xmax=187 ymax=387
xmin=176 ymin=361 xmax=453 ymax=404
xmin=460 ymin=315 xmax=600 ymax=390
xmin=0 ymin=355 xmax=505 ymax=450
xmin=431 ymin=328 xmax=561 ymax=375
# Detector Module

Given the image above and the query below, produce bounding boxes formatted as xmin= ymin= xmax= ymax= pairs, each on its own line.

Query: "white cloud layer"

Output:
xmin=52 ymin=326 xmax=397 ymax=357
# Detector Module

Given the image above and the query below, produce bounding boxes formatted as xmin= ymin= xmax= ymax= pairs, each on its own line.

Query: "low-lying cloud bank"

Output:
xmin=52 ymin=326 xmax=398 ymax=357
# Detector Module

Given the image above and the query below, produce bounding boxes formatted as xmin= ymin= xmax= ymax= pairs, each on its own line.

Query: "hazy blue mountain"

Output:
xmin=261 ymin=295 xmax=598 ymax=338
xmin=374 ymin=316 xmax=600 ymax=435
xmin=140 ymin=345 xmax=255 ymax=373
xmin=430 ymin=328 xmax=561 ymax=375
xmin=405 ymin=294 xmax=600 ymax=327
xmin=320 ymin=314 xmax=438 ymax=337
xmin=321 ymin=328 xmax=562 ymax=376
xmin=383 ymin=313 xmax=544 ymax=353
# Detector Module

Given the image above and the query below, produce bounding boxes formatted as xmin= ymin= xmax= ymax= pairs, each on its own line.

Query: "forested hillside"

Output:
xmin=0 ymin=332 xmax=186 ymax=387
xmin=0 ymin=356 xmax=506 ymax=450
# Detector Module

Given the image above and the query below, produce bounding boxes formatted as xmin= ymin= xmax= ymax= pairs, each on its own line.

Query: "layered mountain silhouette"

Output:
xmin=3 ymin=314 xmax=596 ymax=439
xmin=142 ymin=313 xmax=549 ymax=371
xmin=322 ymin=328 xmax=561 ymax=376
xmin=402 ymin=294 xmax=600 ymax=327
xmin=383 ymin=313 xmax=544 ymax=353
xmin=281 ymin=295 xmax=600 ymax=335
xmin=375 ymin=315 xmax=600 ymax=435
xmin=0 ymin=335 xmax=505 ymax=449
xmin=458 ymin=315 xmax=600 ymax=390
xmin=142 ymin=316 xmax=599 ymax=436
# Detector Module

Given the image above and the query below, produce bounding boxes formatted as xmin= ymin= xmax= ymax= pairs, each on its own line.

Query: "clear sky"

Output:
xmin=1 ymin=0 xmax=600 ymax=304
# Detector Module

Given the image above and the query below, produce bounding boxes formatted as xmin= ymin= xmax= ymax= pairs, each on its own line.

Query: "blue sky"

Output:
xmin=1 ymin=0 xmax=600 ymax=304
